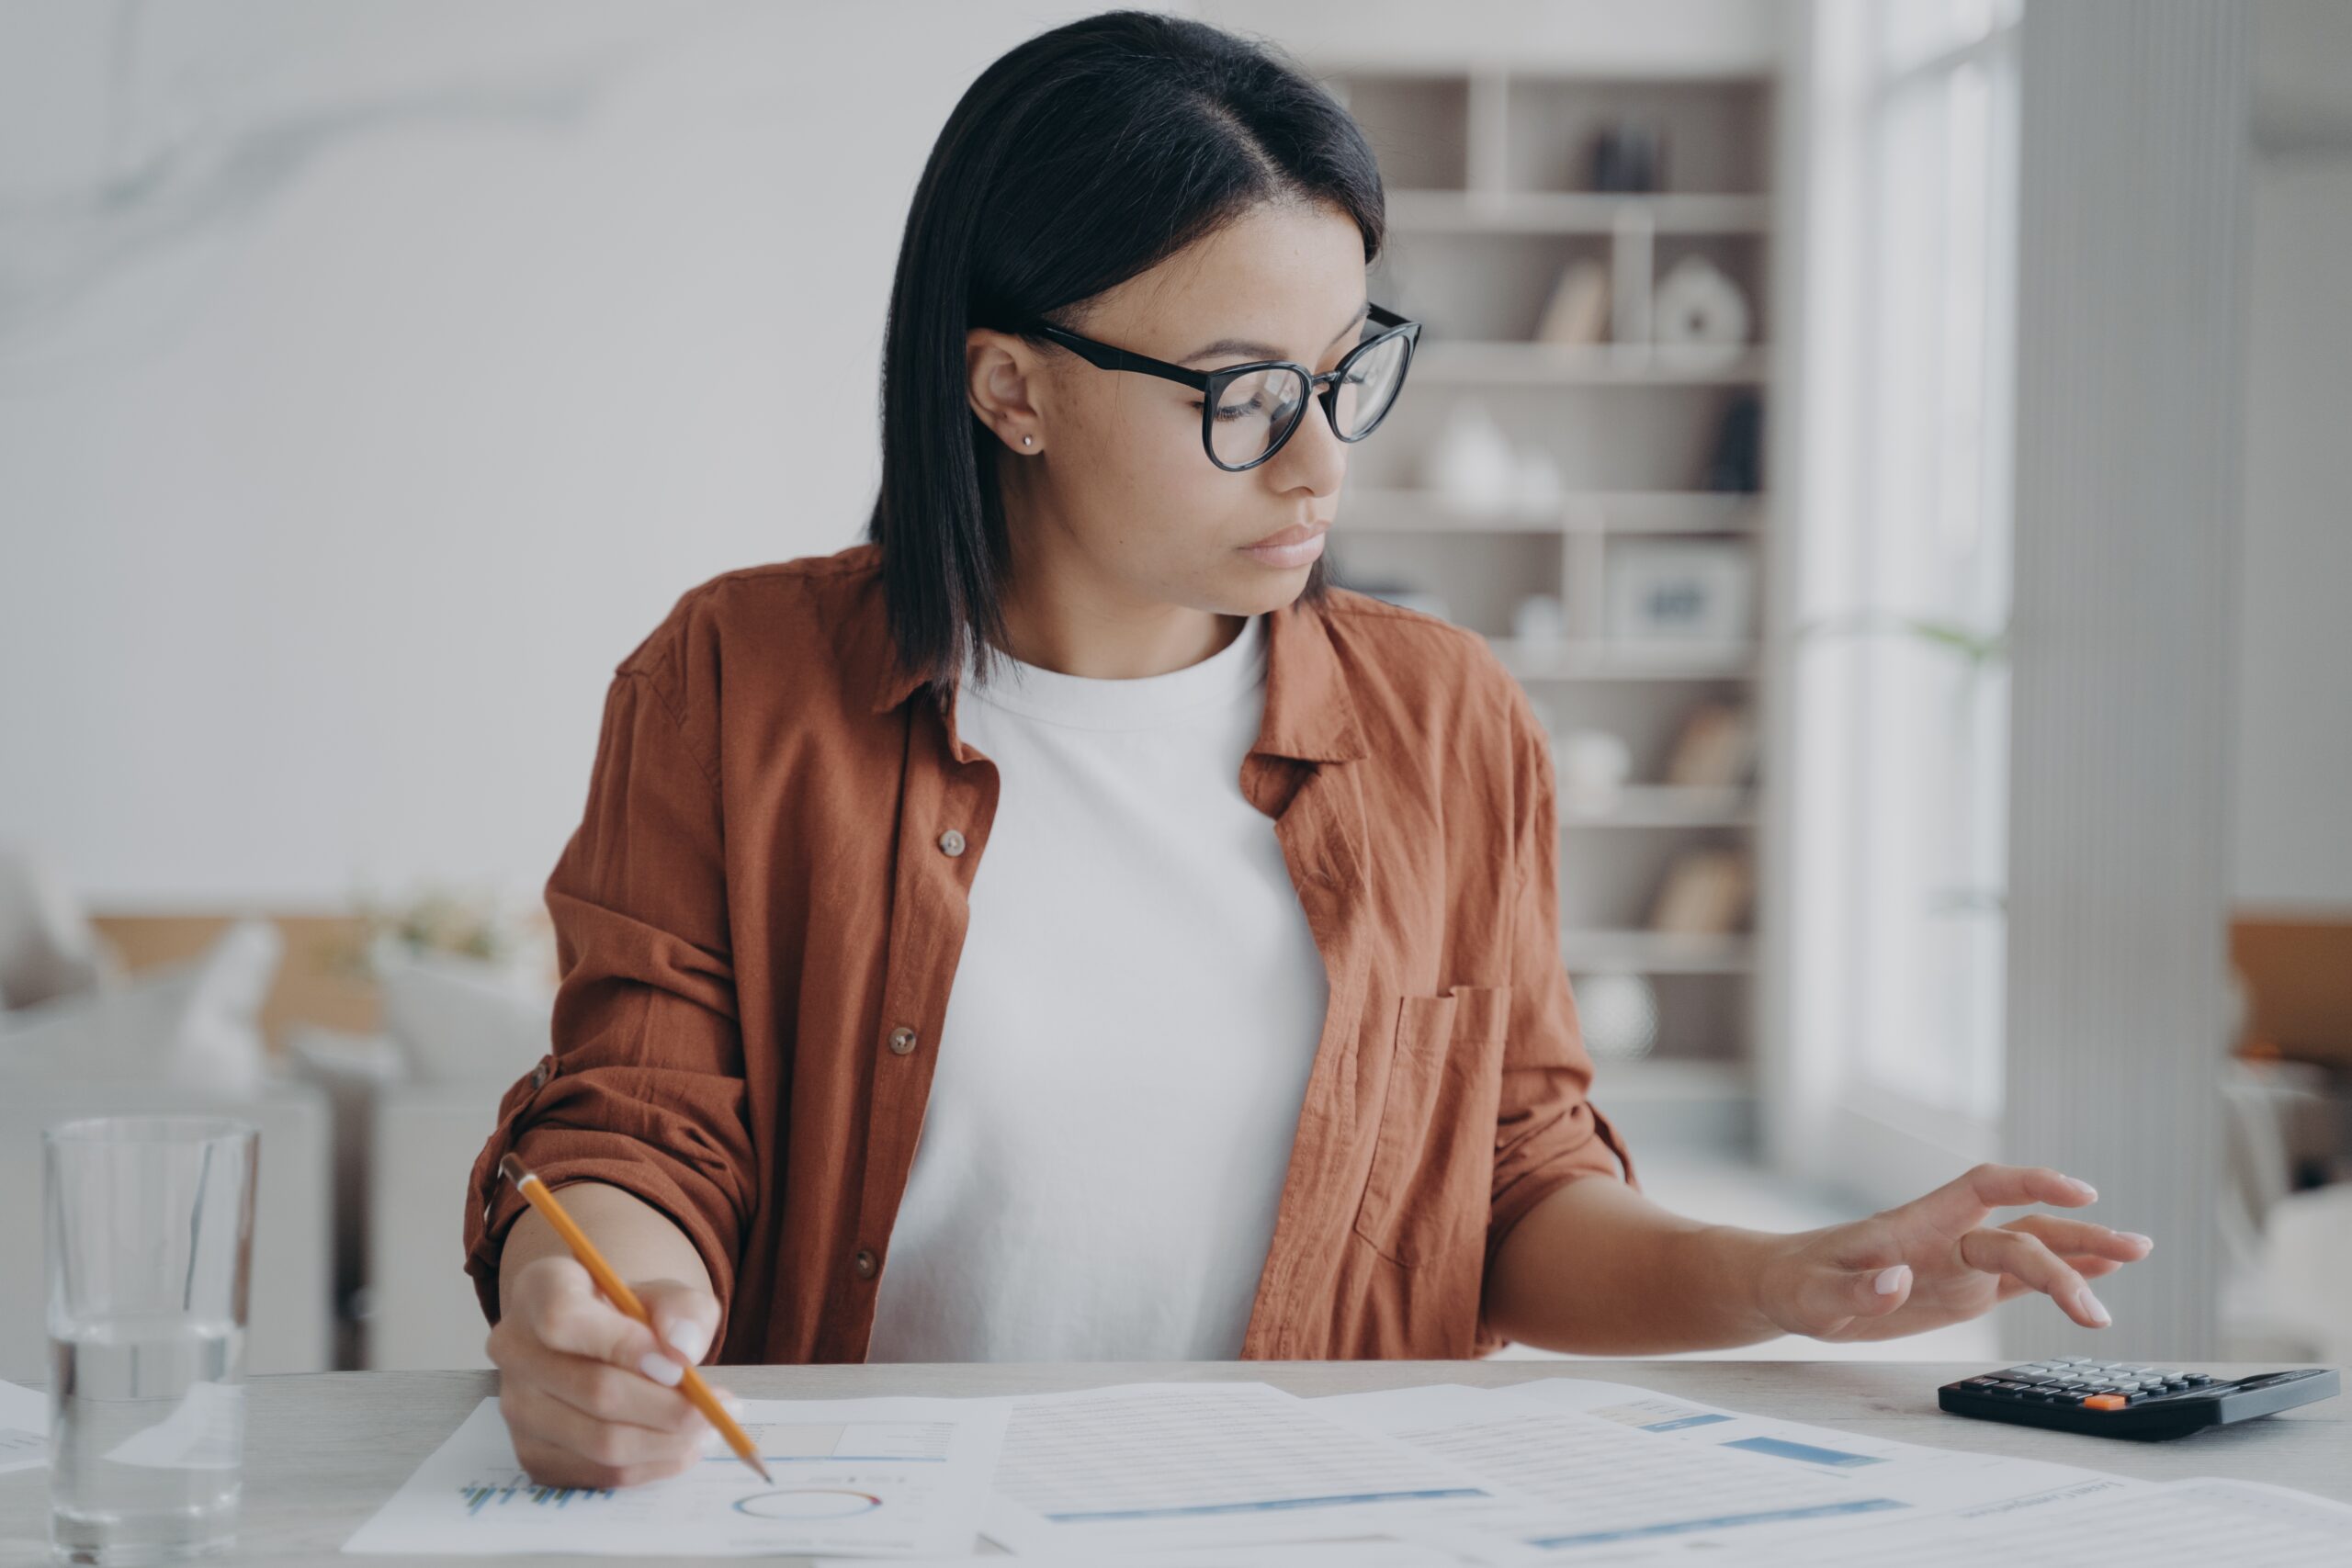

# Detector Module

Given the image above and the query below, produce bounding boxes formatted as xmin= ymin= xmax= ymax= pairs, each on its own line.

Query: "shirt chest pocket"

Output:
xmin=1351 ymin=984 xmax=1509 ymax=1269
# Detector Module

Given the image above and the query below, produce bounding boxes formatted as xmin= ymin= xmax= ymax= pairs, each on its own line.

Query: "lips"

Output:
xmin=1246 ymin=520 xmax=1329 ymax=549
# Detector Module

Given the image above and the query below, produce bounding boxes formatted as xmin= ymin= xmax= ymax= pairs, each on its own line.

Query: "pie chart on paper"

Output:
xmin=733 ymin=1487 xmax=885 ymax=1520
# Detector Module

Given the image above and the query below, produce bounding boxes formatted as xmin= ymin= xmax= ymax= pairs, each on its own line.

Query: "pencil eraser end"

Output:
xmin=498 ymin=1153 xmax=530 ymax=1187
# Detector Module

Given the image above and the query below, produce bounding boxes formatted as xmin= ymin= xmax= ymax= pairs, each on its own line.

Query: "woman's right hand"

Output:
xmin=487 ymin=1253 xmax=732 ymax=1489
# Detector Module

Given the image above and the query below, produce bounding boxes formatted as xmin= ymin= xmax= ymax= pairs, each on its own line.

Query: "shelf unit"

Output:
xmin=1318 ymin=61 xmax=1776 ymax=1140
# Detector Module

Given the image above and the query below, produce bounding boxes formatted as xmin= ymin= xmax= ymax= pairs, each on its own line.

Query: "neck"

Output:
xmin=991 ymin=507 xmax=1245 ymax=680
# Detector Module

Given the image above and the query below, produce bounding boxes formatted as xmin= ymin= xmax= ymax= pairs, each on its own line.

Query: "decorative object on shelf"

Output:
xmin=1707 ymin=391 xmax=1764 ymax=492
xmin=1534 ymin=257 xmax=1611 ymax=345
xmin=1574 ymin=970 xmax=1658 ymax=1061
xmin=1651 ymin=254 xmax=1750 ymax=370
xmin=1515 ymin=449 xmax=1564 ymax=511
xmin=1606 ymin=539 xmax=1756 ymax=644
xmin=1662 ymin=701 xmax=1757 ymax=790
xmin=1591 ymin=121 xmax=1666 ymax=192
xmin=1419 ymin=400 xmax=1519 ymax=514
xmin=1510 ymin=592 xmax=1567 ymax=647
xmin=1648 ymin=847 xmax=1753 ymax=936
xmin=1557 ymin=728 xmax=1634 ymax=814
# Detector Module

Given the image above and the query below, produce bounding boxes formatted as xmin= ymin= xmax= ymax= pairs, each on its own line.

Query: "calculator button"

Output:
xmin=2083 ymin=1394 xmax=2128 ymax=1410
xmin=2183 ymin=1374 xmax=2213 ymax=1386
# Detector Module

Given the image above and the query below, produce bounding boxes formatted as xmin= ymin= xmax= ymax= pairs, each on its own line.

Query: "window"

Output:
xmin=1781 ymin=0 xmax=2021 ymax=1199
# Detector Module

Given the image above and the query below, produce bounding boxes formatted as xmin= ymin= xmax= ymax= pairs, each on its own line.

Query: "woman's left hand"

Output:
xmin=1752 ymin=1163 xmax=2154 ymax=1342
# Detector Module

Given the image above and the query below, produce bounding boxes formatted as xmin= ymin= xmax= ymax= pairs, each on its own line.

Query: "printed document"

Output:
xmin=343 ymin=1393 xmax=1009 ymax=1557
xmin=814 ymin=1546 xmax=1469 ymax=1568
xmin=1314 ymin=1379 xmax=2150 ymax=1556
xmin=978 ymin=1382 xmax=1523 ymax=1556
xmin=1734 ymin=1474 xmax=2352 ymax=1566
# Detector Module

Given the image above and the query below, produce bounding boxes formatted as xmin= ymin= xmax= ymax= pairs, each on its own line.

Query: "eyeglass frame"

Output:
xmin=1023 ymin=302 xmax=1422 ymax=472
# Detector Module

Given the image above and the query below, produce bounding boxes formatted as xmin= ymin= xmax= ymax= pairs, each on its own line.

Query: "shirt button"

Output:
xmin=937 ymin=828 xmax=967 ymax=857
xmin=853 ymin=1248 xmax=878 ymax=1280
xmin=886 ymin=1026 xmax=917 ymax=1056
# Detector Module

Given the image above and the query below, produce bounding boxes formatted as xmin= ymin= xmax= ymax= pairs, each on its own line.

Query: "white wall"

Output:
xmin=12 ymin=0 xmax=2330 ymax=915
xmin=0 ymin=0 xmax=1112 ymax=908
xmin=2233 ymin=0 xmax=2352 ymax=909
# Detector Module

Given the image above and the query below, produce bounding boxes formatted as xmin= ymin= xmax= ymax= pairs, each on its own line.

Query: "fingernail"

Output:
xmin=2068 ymin=1178 xmax=2098 ymax=1201
xmin=1873 ymin=1265 xmax=1910 ymax=1295
xmin=663 ymin=1319 xmax=714 ymax=1364
xmin=638 ymin=1351 xmax=685 ymax=1386
xmin=2075 ymin=1287 xmax=2110 ymax=1326
xmin=2120 ymin=1232 xmax=2154 ymax=1250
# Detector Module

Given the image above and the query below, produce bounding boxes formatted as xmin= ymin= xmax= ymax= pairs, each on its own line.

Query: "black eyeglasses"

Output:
xmin=1028 ymin=302 xmax=1422 ymax=472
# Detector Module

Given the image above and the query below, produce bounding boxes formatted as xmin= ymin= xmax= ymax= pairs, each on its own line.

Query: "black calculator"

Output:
xmin=1939 ymin=1359 xmax=2340 ymax=1440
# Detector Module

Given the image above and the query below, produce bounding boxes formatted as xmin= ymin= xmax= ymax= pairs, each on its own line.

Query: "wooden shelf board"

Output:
xmin=1561 ymin=929 xmax=1755 ymax=973
xmin=1589 ymin=1056 xmax=1755 ymax=1100
xmin=1340 ymin=489 xmax=1762 ymax=536
xmin=1559 ymin=784 xmax=1756 ymax=828
xmin=1415 ymin=342 xmax=1770 ymax=386
xmin=1491 ymin=637 xmax=1760 ymax=681
xmin=1389 ymin=188 xmax=1770 ymax=235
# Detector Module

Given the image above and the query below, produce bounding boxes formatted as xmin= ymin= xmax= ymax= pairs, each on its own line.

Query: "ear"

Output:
xmin=966 ymin=328 xmax=1048 ymax=455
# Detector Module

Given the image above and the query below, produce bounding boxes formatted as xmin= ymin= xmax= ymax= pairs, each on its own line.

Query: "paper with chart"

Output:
xmin=1312 ymin=1379 xmax=2136 ymax=1555
xmin=343 ymin=1393 xmax=1010 ymax=1557
xmin=814 ymin=1546 xmax=1471 ymax=1568
xmin=1732 ymin=1474 xmax=2352 ymax=1566
xmin=978 ymin=1382 xmax=1526 ymax=1557
xmin=0 ymin=1378 xmax=44 ymax=1473
xmin=1510 ymin=1375 xmax=2138 ymax=1517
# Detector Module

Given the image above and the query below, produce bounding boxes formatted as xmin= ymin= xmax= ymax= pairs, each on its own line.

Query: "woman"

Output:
xmin=465 ymin=10 xmax=2153 ymax=1490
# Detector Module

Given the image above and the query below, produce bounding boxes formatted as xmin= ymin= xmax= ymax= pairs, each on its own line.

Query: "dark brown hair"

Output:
xmin=864 ymin=9 xmax=1386 ymax=690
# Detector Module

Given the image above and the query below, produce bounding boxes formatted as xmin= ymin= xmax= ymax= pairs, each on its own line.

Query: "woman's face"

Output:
xmin=967 ymin=199 xmax=1373 ymax=621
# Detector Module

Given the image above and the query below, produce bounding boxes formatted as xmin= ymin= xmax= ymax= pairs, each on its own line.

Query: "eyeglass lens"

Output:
xmin=1208 ymin=331 xmax=1410 ymax=468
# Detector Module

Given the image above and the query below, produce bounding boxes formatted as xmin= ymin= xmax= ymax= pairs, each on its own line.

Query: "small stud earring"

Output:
xmin=1022 ymin=434 xmax=1035 ymax=447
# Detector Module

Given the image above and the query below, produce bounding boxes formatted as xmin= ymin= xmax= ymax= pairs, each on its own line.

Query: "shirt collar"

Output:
xmin=866 ymin=589 xmax=1365 ymax=765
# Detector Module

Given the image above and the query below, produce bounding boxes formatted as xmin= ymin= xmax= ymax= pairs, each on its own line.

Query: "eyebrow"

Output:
xmin=1180 ymin=299 xmax=1372 ymax=366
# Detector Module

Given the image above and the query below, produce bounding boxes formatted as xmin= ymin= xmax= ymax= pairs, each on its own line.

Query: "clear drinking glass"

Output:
xmin=44 ymin=1117 xmax=258 ymax=1565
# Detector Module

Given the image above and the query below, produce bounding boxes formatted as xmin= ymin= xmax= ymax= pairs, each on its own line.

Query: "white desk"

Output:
xmin=2 ymin=1360 xmax=2343 ymax=1565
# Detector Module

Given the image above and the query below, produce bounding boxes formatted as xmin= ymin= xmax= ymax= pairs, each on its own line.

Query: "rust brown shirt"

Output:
xmin=463 ymin=542 xmax=1636 ymax=1361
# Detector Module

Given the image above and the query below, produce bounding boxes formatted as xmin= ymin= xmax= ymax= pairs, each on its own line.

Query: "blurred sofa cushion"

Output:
xmin=372 ymin=939 xmax=549 ymax=1083
xmin=0 ymin=843 xmax=123 ymax=1010
xmin=0 ymin=916 xmax=278 ymax=1095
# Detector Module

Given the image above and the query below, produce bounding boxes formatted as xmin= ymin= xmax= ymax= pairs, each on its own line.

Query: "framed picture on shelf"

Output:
xmin=1605 ymin=539 xmax=1755 ymax=645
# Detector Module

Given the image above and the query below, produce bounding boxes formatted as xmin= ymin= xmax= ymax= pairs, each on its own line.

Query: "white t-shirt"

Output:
xmin=864 ymin=613 xmax=1330 ymax=1362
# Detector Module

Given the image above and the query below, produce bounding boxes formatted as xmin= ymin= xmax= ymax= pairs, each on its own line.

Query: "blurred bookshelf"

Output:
xmin=1317 ymin=56 xmax=1778 ymax=1147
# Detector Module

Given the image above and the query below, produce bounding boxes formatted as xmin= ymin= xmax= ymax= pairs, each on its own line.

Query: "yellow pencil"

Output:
xmin=499 ymin=1153 xmax=771 ymax=1484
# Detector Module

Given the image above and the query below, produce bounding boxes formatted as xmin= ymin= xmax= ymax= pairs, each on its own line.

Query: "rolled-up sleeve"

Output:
xmin=1484 ymin=676 xmax=1638 ymax=1280
xmin=462 ymin=652 xmax=754 ymax=1346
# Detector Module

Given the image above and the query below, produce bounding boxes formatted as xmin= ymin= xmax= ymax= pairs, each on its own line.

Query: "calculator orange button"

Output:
xmin=2082 ymin=1394 xmax=2128 ymax=1410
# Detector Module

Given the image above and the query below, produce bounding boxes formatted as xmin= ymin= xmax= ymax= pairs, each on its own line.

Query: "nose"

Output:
xmin=1266 ymin=388 xmax=1348 ymax=496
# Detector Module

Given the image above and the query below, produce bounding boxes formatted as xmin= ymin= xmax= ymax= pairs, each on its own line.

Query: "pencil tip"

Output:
xmin=753 ymin=1458 xmax=773 ymax=1484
